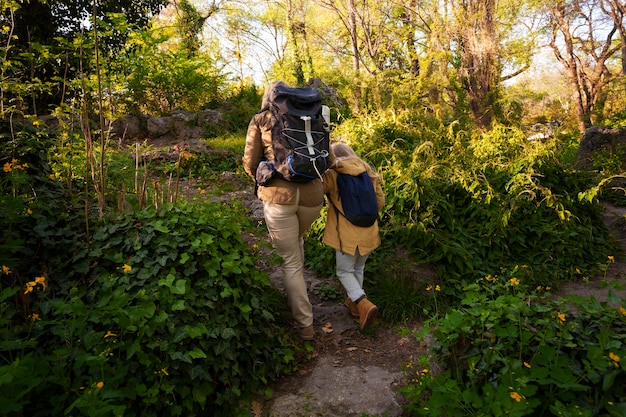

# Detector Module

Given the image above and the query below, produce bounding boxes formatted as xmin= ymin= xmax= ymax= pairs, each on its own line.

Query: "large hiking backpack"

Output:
xmin=268 ymin=85 xmax=330 ymax=182
xmin=333 ymin=172 xmax=379 ymax=227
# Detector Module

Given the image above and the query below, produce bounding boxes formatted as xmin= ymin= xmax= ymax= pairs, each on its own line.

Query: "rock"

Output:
xmin=110 ymin=114 xmax=148 ymax=141
xmin=267 ymin=356 xmax=404 ymax=417
xmin=147 ymin=116 xmax=173 ymax=138
xmin=575 ymin=126 xmax=626 ymax=170
xmin=109 ymin=110 xmax=224 ymax=145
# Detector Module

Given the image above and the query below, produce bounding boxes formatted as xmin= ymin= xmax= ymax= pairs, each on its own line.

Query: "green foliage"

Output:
xmin=216 ymin=85 xmax=263 ymax=133
xmin=590 ymin=144 xmax=626 ymax=175
xmin=355 ymin=242 xmax=438 ymax=323
xmin=0 ymin=123 xmax=83 ymax=278
xmin=312 ymin=283 xmax=343 ymax=301
xmin=205 ymin=132 xmax=247 ymax=154
xmin=348 ymin=113 xmax=612 ymax=289
xmin=401 ymin=273 xmax=626 ymax=416
xmin=116 ymin=36 xmax=227 ymax=115
xmin=1 ymin=202 xmax=297 ymax=416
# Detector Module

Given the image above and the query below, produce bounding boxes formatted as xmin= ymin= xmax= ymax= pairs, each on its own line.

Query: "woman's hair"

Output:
xmin=331 ymin=143 xmax=358 ymax=159
xmin=261 ymin=80 xmax=290 ymax=110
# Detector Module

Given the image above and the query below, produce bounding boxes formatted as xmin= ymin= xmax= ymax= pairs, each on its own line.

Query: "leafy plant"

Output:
xmin=312 ymin=283 xmax=343 ymax=301
xmin=401 ymin=271 xmax=626 ymax=416
xmin=1 ymin=201 xmax=298 ymax=416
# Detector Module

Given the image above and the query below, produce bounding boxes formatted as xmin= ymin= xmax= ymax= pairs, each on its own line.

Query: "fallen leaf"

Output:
xmin=397 ymin=337 xmax=409 ymax=346
xmin=322 ymin=322 xmax=333 ymax=334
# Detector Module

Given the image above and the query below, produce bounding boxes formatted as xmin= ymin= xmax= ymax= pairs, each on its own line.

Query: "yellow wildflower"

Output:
xmin=576 ymin=268 xmax=581 ymax=274
xmin=104 ymin=331 xmax=117 ymax=339
xmin=546 ymin=286 xmax=551 ymax=291
xmin=426 ymin=285 xmax=432 ymax=291
xmin=35 ymin=276 xmax=47 ymax=289
xmin=620 ymin=306 xmax=626 ymax=316
xmin=557 ymin=312 xmax=566 ymax=322
xmin=435 ymin=285 xmax=441 ymax=291
xmin=96 ymin=381 xmax=104 ymax=389
xmin=161 ymin=368 xmax=169 ymax=376
xmin=510 ymin=392 xmax=522 ymax=402
xmin=26 ymin=208 xmax=33 ymax=215
xmin=608 ymin=256 xmax=615 ymax=263
xmin=49 ymin=174 xmax=56 ymax=181
xmin=24 ymin=281 xmax=37 ymax=294
xmin=3 ymin=162 xmax=11 ymax=172
xmin=509 ymin=277 xmax=520 ymax=286
xmin=30 ymin=313 xmax=40 ymax=321
xmin=536 ymin=286 xmax=542 ymax=291
xmin=485 ymin=275 xmax=493 ymax=281
xmin=609 ymin=352 xmax=620 ymax=363
xmin=122 ymin=264 xmax=132 ymax=273
xmin=2 ymin=265 xmax=10 ymax=275
xmin=422 ymin=369 xmax=429 ymax=374
xmin=523 ymin=362 xmax=531 ymax=368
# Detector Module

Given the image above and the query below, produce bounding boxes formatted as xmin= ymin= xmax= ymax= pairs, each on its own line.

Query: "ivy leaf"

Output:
xmin=172 ymin=279 xmax=187 ymax=295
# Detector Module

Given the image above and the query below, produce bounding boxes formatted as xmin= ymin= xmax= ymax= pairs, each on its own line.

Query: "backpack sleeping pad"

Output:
xmin=268 ymin=85 xmax=330 ymax=182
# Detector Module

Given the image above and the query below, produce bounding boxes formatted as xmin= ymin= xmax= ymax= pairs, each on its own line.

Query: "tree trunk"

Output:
xmin=287 ymin=0 xmax=305 ymax=85
xmin=459 ymin=0 xmax=498 ymax=129
xmin=548 ymin=0 xmax=622 ymax=133
xmin=400 ymin=0 xmax=420 ymax=77
xmin=347 ymin=0 xmax=363 ymax=110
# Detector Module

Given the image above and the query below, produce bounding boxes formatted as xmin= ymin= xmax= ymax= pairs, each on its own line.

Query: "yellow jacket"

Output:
xmin=322 ymin=156 xmax=385 ymax=256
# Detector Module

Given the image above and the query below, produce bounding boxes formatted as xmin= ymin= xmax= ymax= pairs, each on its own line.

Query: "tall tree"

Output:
xmin=600 ymin=0 xmax=626 ymax=75
xmin=457 ymin=0 xmax=499 ymax=128
xmin=173 ymin=0 xmax=219 ymax=58
xmin=0 ymin=0 xmax=168 ymax=115
xmin=544 ymin=0 xmax=623 ymax=132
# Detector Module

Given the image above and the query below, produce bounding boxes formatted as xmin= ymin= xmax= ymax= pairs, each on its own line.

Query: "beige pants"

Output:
xmin=263 ymin=196 xmax=322 ymax=328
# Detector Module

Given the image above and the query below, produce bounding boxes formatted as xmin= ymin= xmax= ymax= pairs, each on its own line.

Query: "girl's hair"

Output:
xmin=331 ymin=143 xmax=358 ymax=159
xmin=261 ymin=80 xmax=290 ymax=110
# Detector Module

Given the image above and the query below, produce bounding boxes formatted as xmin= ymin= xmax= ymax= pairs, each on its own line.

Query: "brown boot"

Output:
xmin=345 ymin=298 xmax=359 ymax=317
xmin=298 ymin=324 xmax=314 ymax=340
xmin=356 ymin=297 xmax=378 ymax=330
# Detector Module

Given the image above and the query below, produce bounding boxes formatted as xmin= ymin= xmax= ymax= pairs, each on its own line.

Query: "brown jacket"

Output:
xmin=242 ymin=110 xmax=326 ymax=206
xmin=322 ymin=156 xmax=385 ymax=256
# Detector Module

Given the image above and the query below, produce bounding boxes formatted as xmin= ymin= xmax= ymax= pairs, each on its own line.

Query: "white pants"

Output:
xmin=336 ymin=248 xmax=369 ymax=302
xmin=263 ymin=198 xmax=322 ymax=328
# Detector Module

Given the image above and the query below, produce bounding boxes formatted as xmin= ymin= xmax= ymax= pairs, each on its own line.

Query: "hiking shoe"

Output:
xmin=345 ymin=298 xmax=360 ymax=317
xmin=299 ymin=325 xmax=314 ymax=340
xmin=356 ymin=298 xmax=378 ymax=331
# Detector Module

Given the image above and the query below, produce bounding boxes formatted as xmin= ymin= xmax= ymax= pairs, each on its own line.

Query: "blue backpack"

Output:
xmin=333 ymin=172 xmax=379 ymax=227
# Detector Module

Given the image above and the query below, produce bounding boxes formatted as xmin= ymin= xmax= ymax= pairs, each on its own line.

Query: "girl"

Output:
xmin=322 ymin=143 xmax=385 ymax=330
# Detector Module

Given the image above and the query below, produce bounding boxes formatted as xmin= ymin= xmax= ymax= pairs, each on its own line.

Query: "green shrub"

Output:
xmin=1 ymin=202 xmax=297 ymax=416
xmin=307 ymin=112 xmax=616 ymax=312
xmin=402 ymin=272 xmax=626 ymax=416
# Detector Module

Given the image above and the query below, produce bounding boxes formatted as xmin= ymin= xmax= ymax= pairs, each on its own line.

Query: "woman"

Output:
xmin=242 ymin=80 xmax=327 ymax=340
